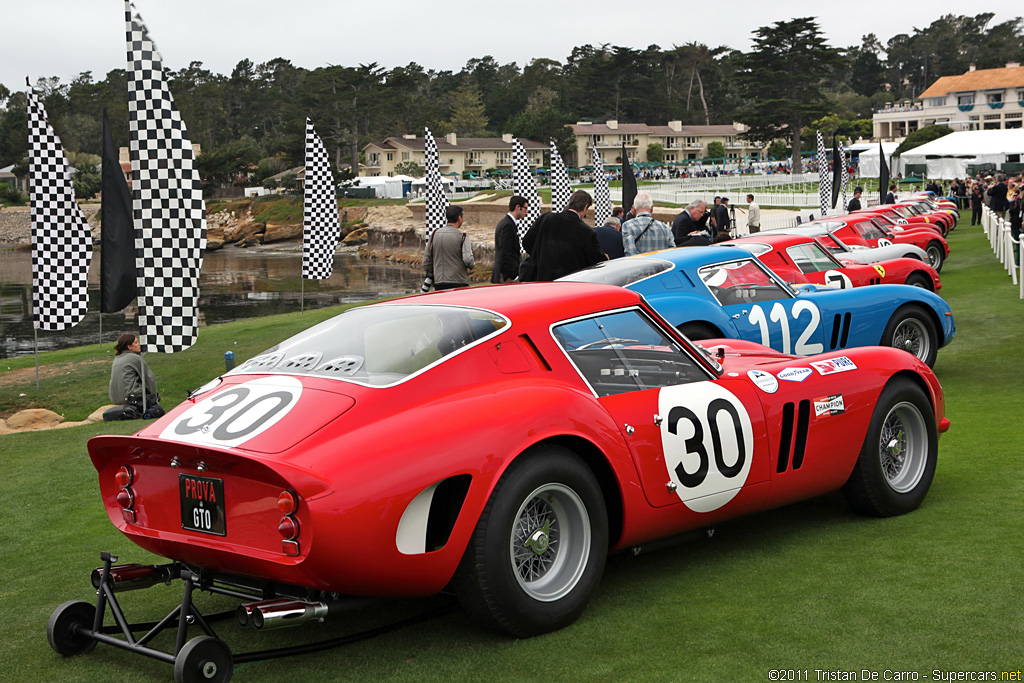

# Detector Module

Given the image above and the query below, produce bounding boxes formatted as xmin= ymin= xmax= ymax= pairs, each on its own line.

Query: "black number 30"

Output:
xmin=667 ymin=398 xmax=746 ymax=488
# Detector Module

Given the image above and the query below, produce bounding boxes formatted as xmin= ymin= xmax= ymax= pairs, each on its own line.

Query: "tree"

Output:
xmin=735 ymin=18 xmax=844 ymax=173
xmin=443 ymin=82 xmax=490 ymax=136
xmin=394 ymin=160 xmax=424 ymax=178
xmin=847 ymin=34 xmax=886 ymax=97
xmin=706 ymin=141 xmax=726 ymax=159
xmin=893 ymin=124 xmax=952 ymax=157
xmin=72 ymin=162 xmax=101 ymax=199
xmin=766 ymin=140 xmax=789 ymax=161
xmin=646 ymin=143 xmax=664 ymax=163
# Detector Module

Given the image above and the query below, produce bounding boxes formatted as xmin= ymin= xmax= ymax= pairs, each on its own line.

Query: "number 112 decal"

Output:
xmin=747 ymin=301 xmax=824 ymax=355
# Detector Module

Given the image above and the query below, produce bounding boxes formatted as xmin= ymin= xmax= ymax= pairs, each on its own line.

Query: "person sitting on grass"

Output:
xmin=106 ymin=333 xmax=164 ymax=420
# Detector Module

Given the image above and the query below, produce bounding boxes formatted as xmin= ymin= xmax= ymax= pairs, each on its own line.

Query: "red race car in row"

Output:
xmin=810 ymin=216 xmax=950 ymax=272
xmin=853 ymin=202 xmax=955 ymax=234
xmin=52 ymin=283 xmax=949 ymax=680
xmin=728 ymin=233 xmax=942 ymax=291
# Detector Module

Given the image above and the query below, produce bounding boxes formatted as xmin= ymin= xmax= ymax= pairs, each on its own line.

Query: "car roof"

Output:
xmin=379 ymin=281 xmax=645 ymax=320
xmin=733 ymin=233 xmax=819 ymax=248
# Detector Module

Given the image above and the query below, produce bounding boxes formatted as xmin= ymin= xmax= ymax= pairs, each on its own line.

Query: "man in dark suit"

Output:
xmin=672 ymin=200 xmax=709 ymax=246
xmin=884 ymin=184 xmax=897 ymax=204
xmin=847 ymin=186 xmax=863 ymax=212
xmin=713 ymin=197 xmax=732 ymax=241
xmin=491 ymin=195 xmax=528 ymax=282
xmin=595 ymin=216 xmax=625 ymax=259
xmin=522 ymin=190 xmax=605 ymax=280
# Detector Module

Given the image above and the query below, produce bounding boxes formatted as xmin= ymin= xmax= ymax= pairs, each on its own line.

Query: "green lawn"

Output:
xmin=1 ymin=218 xmax=1021 ymax=681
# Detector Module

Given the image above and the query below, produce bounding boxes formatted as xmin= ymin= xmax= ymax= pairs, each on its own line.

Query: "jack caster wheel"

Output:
xmin=174 ymin=636 xmax=233 ymax=683
xmin=47 ymin=600 xmax=97 ymax=657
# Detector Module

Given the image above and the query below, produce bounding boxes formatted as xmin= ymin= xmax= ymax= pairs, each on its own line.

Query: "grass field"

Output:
xmin=1 ymin=218 xmax=1021 ymax=682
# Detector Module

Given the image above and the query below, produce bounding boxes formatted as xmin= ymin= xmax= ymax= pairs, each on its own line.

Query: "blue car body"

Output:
xmin=561 ymin=246 xmax=955 ymax=361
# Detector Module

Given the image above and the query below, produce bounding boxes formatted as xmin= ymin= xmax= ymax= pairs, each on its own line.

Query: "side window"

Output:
xmin=785 ymin=243 xmax=838 ymax=274
xmin=854 ymin=221 xmax=885 ymax=240
xmin=553 ymin=310 xmax=707 ymax=397
xmin=698 ymin=259 xmax=791 ymax=306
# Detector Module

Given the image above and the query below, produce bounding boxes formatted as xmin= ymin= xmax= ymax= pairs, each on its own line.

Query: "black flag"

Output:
xmin=100 ymin=110 xmax=137 ymax=313
xmin=831 ymin=135 xmax=842 ymax=212
xmin=621 ymin=143 xmax=637 ymax=216
xmin=878 ymin=142 xmax=890 ymax=206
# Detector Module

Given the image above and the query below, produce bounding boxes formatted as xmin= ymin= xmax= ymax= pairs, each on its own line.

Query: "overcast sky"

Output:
xmin=2 ymin=1 xmax=1020 ymax=94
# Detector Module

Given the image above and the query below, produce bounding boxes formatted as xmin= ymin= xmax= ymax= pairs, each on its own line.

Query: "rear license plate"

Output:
xmin=179 ymin=474 xmax=226 ymax=536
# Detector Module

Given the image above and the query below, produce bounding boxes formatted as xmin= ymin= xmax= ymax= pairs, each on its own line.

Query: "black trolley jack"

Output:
xmin=48 ymin=552 xmax=453 ymax=682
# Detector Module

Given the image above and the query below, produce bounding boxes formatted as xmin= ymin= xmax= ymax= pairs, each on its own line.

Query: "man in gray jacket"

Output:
xmin=424 ymin=205 xmax=475 ymax=290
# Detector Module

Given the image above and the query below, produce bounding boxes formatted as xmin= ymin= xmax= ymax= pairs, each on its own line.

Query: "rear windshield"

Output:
xmin=559 ymin=258 xmax=673 ymax=286
xmin=229 ymin=305 xmax=508 ymax=386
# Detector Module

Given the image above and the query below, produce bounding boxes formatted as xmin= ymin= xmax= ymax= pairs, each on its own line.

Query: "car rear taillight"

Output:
xmin=115 ymin=468 xmax=137 ymax=524
xmin=277 ymin=489 xmax=301 ymax=556
xmin=277 ymin=490 xmax=297 ymax=515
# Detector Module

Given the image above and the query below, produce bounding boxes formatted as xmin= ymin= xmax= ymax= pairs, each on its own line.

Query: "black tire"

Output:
xmin=881 ymin=304 xmax=939 ymax=367
xmin=842 ymin=378 xmax=937 ymax=517
xmin=925 ymin=241 xmax=944 ymax=272
xmin=678 ymin=322 xmax=720 ymax=341
xmin=904 ymin=272 xmax=933 ymax=291
xmin=902 ymin=252 xmax=923 ymax=262
xmin=47 ymin=600 xmax=97 ymax=657
xmin=453 ymin=446 xmax=608 ymax=637
xmin=174 ymin=636 xmax=233 ymax=683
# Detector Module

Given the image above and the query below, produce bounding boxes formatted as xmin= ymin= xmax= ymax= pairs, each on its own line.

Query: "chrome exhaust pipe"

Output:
xmin=236 ymin=598 xmax=296 ymax=627
xmin=249 ymin=600 xmax=330 ymax=630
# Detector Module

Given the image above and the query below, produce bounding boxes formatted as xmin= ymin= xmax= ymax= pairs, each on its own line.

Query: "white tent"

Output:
xmin=350 ymin=175 xmax=410 ymax=199
xmin=897 ymin=129 xmax=1024 ymax=179
xmin=857 ymin=142 xmax=899 ymax=177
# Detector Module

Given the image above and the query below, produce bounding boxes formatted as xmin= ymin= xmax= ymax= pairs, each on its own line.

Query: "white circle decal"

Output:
xmin=658 ymin=383 xmax=755 ymax=513
xmin=747 ymin=369 xmax=779 ymax=393
xmin=160 ymin=376 xmax=303 ymax=448
xmin=877 ymin=238 xmax=893 ymax=247
xmin=823 ymin=270 xmax=853 ymax=289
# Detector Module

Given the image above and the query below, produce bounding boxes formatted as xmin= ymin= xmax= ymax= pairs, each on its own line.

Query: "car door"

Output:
xmin=696 ymin=257 xmax=827 ymax=356
xmin=550 ymin=308 xmax=771 ymax=514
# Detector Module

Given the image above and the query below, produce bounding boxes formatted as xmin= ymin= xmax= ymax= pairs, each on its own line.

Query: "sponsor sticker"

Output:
xmin=810 ymin=356 xmax=857 ymax=376
xmin=747 ymin=369 xmax=778 ymax=393
xmin=814 ymin=394 xmax=845 ymax=417
xmin=872 ymin=264 xmax=886 ymax=278
xmin=777 ymin=367 xmax=813 ymax=383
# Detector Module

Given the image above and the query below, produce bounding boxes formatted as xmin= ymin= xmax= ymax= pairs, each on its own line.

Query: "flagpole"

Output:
xmin=301 ymin=277 xmax=304 ymax=313
xmin=34 ymin=328 xmax=39 ymax=390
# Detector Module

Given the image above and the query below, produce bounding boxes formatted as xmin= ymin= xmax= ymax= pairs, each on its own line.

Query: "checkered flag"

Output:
xmin=26 ymin=87 xmax=93 ymax=331
xmin=512 ymin=138 xmax=542 ymax=244
xmin=423 ymin=128 xmax=449 ymax=240
xmin=549 ymin=139 xmax=571 ymax=212
xmin=817 ymin=131 xmax=831 ymax=216
xmin=302 ymin=118 xmax=339 ymax=279
xmin=840 ymin=141 xmax=850 ymax=213
xmin=126 ymin=1 xmax=206 ymax=353
xmin=591 ymin=146 xmax=611 ymax=225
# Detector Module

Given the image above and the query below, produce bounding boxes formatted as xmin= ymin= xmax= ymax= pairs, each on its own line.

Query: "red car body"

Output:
xmin=811 ymin=216 xmax=950 ymax=271
xmin=852 ymin=205 xmax=951 ymax=234
xmin=87 ymin=283 xmax=948 ymax=637
xmin=730 ymin=233 xmax=941 ymax=291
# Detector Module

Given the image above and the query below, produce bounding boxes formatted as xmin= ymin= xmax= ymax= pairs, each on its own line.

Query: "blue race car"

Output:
xmin=560 ymin=246 xmax=955 ymax=367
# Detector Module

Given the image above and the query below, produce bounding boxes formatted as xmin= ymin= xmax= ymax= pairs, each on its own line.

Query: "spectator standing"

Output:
xmin=746 ymin=194 xmax=761 ymax=233
xmin=424 ymin=205 xmax=474 ymax=290
xmin=970 ymin=181 xmax=985 ymax=225
xmin=521 ymin=190 xmax=605 ymax=280
xmin=1008 ymin=176 xmax=1021 ymax=265
xmin=621 ymin=192 xmax=674 ymax=256
xmin=491 ymin=195 xmax=527 ymax=283
xmin=713 ymin=197 xmax=732 ymax=241
xmin=847 ymin=187 xmax=863 ymax=212
xmin=987 ymin=174 xmax=1010 ymax=221
xmin=595 ymin=216 xmax=625 ymax=259
xmin=884 ymin=184 xmax=897 ymax=204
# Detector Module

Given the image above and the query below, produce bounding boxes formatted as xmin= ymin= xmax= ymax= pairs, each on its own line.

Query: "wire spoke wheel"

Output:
xmin=510 ymin=483 xmax=591 ymax=602
xmin=891 ymin=317 xmax=930 ymax=362
xmin=878 ymin=401 xmax=928 ymax=493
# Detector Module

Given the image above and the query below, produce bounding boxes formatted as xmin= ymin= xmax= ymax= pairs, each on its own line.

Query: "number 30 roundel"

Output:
xmin=161 ymin=377 xmax=303 ymax=448
xmin=657 ymin=383 xmax=754 ymax=513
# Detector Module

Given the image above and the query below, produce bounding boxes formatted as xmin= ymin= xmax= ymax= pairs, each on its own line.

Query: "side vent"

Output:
xmin=777 ymin=400 xmax=810 ymax=472
xmin=839 ymin=313 xmax=852 ymax=348
xmin=829 ymin=314 xmax=842 ymax=350
xmin=777 ymin=402 xmax=795 ymax=473
xmin=792 ymin=400 xmax=810 ymax=470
